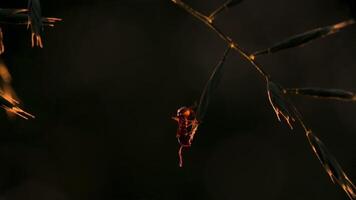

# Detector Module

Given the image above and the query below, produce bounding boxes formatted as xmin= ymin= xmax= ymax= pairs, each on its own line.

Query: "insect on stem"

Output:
xmin=172 ymin=0 xmax=356 ymax=198
xmin=173 ymin=45 xmax=231 ymax=167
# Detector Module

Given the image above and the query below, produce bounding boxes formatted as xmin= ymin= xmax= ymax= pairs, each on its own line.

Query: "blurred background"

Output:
xmin=0 ymin=0 xmax=355 ymax=199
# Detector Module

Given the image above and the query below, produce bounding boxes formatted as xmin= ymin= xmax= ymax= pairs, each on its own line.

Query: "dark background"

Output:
xmin=0 ymin=0 xmax=355 ymax=199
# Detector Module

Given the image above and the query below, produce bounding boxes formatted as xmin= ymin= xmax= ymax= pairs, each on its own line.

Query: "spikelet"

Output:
xmin=251 ymin=19 xmax=355 ymax=58
xmin=285 ymin=88 xmax=356 ymax=101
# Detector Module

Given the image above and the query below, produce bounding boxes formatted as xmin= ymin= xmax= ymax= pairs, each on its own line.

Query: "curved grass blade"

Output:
xmin=208 ymin=0 xmax=243 ymax=22
xmin=285 ymin=88 xmax=356 ymax=101
xmin=267 ymin=81 xmax=296 ymax=129
xmin=306 ymin=131 xmax=356 ymax=200
xmin=195 ymin=46 xmax=231 ymax=121
xmin=251 ymin=19 xmax=355 ymax=58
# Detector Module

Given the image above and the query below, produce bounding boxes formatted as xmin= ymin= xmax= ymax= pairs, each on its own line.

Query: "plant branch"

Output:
xmin=172 ymin=0 xmax=356 ymax=198
xmin=208 ymin=0 xmax=243 ymax=22
xmin=171 ymin=0 xmax=270 ymax=80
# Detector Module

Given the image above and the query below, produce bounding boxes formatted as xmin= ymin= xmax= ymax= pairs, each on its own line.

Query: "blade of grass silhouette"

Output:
xmin=272 ymin=90 xmax=356 ymax=200
xmin=196 ymin=46 xmax=231 ymax=121
xmin=267 ymin=81 xmax=296 ymax=129
xmin=306 ymin=131 xmax=356 ymax=199
xmin=171 ymin=0 xmax=270 ymax=80
xmin=287 ymin=100 xmax=356 ymax=200
xmin=251 ymin=19 xmax=355 ymax=58
xmin=285 ymin=88 xmax=356 ymax=101
xmin=208 ymin=0 xmax=243 ymax=23
xmin=267 ymin=82 xmax=356 ymax=199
